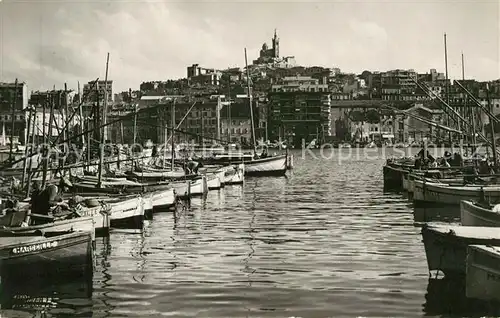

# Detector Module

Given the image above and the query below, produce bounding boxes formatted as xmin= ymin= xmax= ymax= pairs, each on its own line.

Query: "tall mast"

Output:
xmin=487 ymin=83 xmax=498 ymax=168
xmin=444 ymin=33 xmax=452 ymax=143
xmin=97 ymin=53 xmax=110 ymax=188
xmin=244 ymin=48 xmax=257 ymax=154
xmin=21 ymin=106 xmax=33 ymax=190
xmin=78 ymin=81 xmax=85 ymax=147
xmin=170 ymin=99 xmax=176 ymax=171
xmin=133 ymin=104 xmax=137 ymax=145
xmin=9 ymin=79 xmax=18 ymax=162
xmin=227 ymin=74 xmax=232 ymax=143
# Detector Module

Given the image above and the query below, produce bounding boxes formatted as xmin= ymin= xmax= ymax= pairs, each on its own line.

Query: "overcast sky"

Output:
xmin=0 ymin=0 xmax=498 ymax=92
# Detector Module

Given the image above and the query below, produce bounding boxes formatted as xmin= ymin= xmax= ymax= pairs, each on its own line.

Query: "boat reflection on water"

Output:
xmin=0 ymin=268 xmax=93 ymax=315
xmin=424 ymin=278 xmax=500 ymax=316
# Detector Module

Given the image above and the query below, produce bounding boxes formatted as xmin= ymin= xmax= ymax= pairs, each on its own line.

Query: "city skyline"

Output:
xmin=0 ymin=0 xmax=498 ymax=92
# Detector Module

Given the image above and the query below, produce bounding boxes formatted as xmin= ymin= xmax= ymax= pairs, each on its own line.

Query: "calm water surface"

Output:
xmin=3 ymin=149 xmax=496 ymax=317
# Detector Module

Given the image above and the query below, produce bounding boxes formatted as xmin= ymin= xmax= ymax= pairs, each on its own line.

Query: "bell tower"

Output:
xmin=272 ymin=28 xmax=279 ymax=58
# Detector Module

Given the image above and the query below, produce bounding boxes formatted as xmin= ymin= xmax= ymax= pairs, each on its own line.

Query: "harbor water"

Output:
xmin=1 ymin=148 xmax=496 ymax=317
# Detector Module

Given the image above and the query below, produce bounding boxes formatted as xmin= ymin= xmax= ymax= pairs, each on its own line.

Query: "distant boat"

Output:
xmin=244 ymin=155 xmax=287 ymax=177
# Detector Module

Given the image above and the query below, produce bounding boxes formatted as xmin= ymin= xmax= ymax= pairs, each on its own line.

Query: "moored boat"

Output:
xmin=190 ymin=176 xmax=208 ymax=196
xmin=224 ymin=164 xmax=244 ymax=185
xmin=461 ymin=200 xmax=500 ymax=227
xmin=0 ymin=231 xmax=93 ymax=278
xmin=421 ymin=223 xmax=500 ymax=278
xmin=206 ymin=173 xmax=222 ymax=190
xmin=244 ymin=155 xmax=287 ymax=176
xmin=106 ymin=195 xmax=145 ymax=229
xmin=0 ymin=208 xmax=96 ymax=241
xmin=151 ymin=187 xmax=176 ymax=210
xmin=466 ymin=244 xmax=500 ymax=302
xmin=414 ymin=180 xmax=500 ymax=209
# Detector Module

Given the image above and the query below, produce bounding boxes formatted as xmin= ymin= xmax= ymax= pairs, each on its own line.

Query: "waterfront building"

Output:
xmin=0 ymin=82 xmax=29 ymax=145
xmin=268 ymin=75 xmax=331 ymax=146
xmin=82 ymin=80 xmax=113 ymax=110
xmin=28 ymin=90 xmax=81 ymax=140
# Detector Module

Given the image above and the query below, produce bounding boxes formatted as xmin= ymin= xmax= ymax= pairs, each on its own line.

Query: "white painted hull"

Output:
xmin=190 ymin=176 xmax=208 ymax=196
xmin=422 ymin=223 xmax=500 ymax=277
xmin=461 ymin=200 xmax=500 ymax=227
xmin=206 ymin=174 xmax=221 ymax=190
xmin=414 ymin=180 xmax=500 ymax=205
xmin=170 ymin=181 xmax=191 ymax=198
xmin=151 ymin=188 xmax=176 ymax=208
xmin=466 ymin=245 xmax=500 ymax=302
xmin=74 ymin=205 xmax=110 ymax=233
xmin=225 ymin=164 xmax=245 ymax=184
xmin=245 ymin=155 xmax=287 ymax=176
xmin=107 ymin=195 xmax=144 ymax=223
xmin=143 ymin=192 xmax=153 ymax=211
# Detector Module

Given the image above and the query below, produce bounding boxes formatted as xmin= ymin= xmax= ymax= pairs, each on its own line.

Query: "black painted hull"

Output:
xmin=0 ymin=231 xmax=93 ymax=279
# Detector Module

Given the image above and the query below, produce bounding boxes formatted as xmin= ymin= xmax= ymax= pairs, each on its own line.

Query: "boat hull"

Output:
xmin=152 ymin=188 xmax=176 ymax=210
xmin=107 ymin=196 xmax=145 ymax=229
xmin=466 ymin=245 xmax=500 ymax=302
xmin=190 ymin=176 xmax=208 ymax=196
xmin=0 ymin=216 xmax=95 ymax=241
xmin=0 ymin=231 xmax=93 ymax=279
xmin=245 ymin=155 xmax=287 ymax=176
xmin=225 ymin=164 xmax=244 ymax=185
xmin=422 ymin=223 xmax=500 ymax=278
xmin=461 ymin=200 xmax=500 ymax=227
xmin=206 ymin=174 xmax=222 ymax=190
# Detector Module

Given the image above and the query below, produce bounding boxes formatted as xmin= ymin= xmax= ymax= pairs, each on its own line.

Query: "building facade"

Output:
xmin=268 ymin=76 xmax=331 ymax=146
xmin=82 ymin=80 xmax=113 ymax=106
xmin=0 ymin=82 xmax=29 ymax=145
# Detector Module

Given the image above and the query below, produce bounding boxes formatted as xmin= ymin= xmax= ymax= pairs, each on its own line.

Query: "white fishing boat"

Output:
xmin=170 ymin=180 xmax=192 ymax=200
xmin=206 ymin=173 xmax=222 ymax=190
xmin=190 ymin=176 xmax=208 ymax=196
xmin=128 ymin=168 xmax=186 ymax=180
xmin=461 ymin=200 xmax=500 ymax=227
xmin=106 ymin=195 xmax=145 ymax=229
xmin=421 ymin=223 xmax=500 ymax=278
xmin=0 ymin=211 xmax=96 ymax=242
xmin=414 ymin=181 xmax=500 ymax=207
xmin=224 ymin=164 xmax=244 ymax=185
xmin=244 ymin=155 xmax=287 ymax=176
xmin=151 ymin=187 xmax=176 ymax=209
xmin=466 ymin=244 xmax=500 ymax=302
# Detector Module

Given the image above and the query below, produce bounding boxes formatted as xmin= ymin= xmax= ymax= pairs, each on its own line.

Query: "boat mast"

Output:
xmin=228 ymin=85 xmax=232 ymax=144
xmin=171 ymin=99 xmax=176 ymax=171
xmin=26 ymin=109 xmax=36 ymax=198
xmin=462 ymin=52 xmax=476 ymax=156
xmin=163 ymin=117 xmax=167 ymax=169
xmin=444 ymin=33 xmax=452 ymax=144
xmin=244 ymin=48 xmax=256 ymax=154
xmin=486 ymin=83 xmax=498 ymax=168
xmin=9 ymin=79 xmax=18 ymax=162
xmin=133 ymin=103 xmax=137 ymax=145
xmin=21 ymin=106 xmax=33 ymax=190
xmin=97 ymin=52 xmax=110 ymax=188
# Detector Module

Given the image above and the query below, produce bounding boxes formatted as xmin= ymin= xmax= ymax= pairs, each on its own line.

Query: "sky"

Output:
xmin=0 ymin=0 xmax=498 ymax=93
